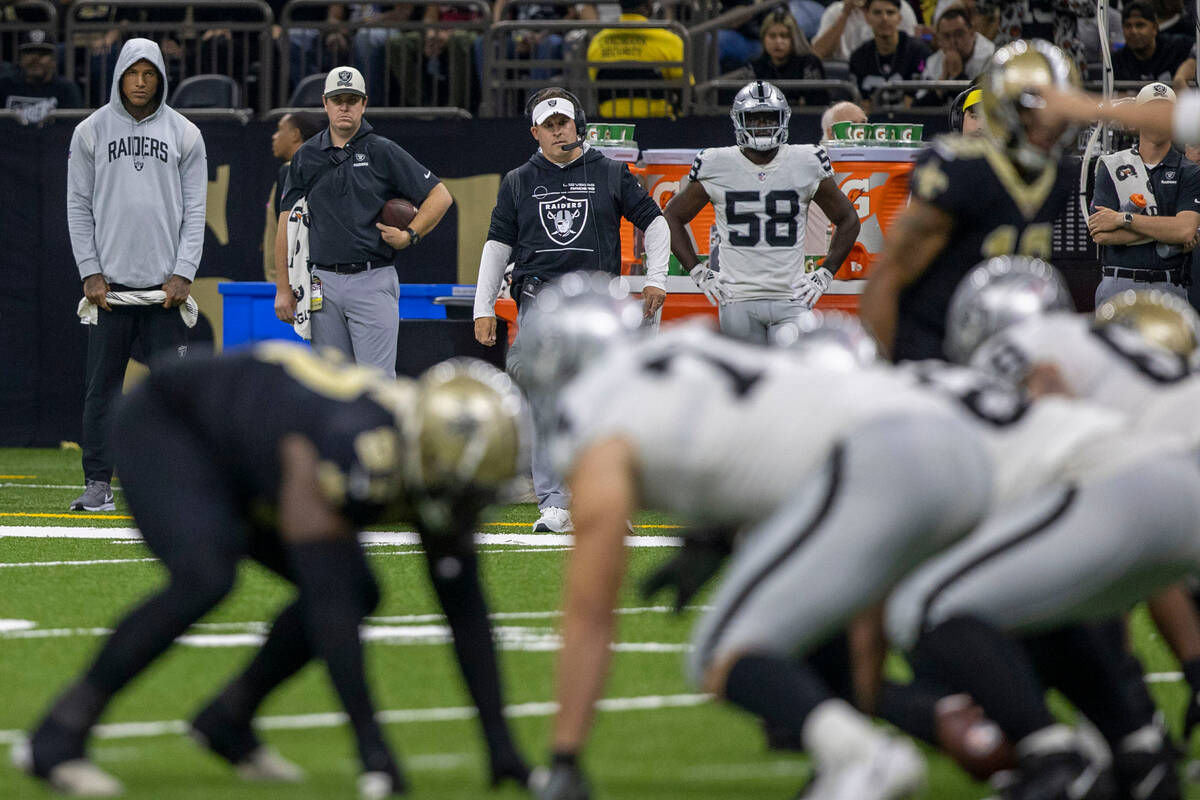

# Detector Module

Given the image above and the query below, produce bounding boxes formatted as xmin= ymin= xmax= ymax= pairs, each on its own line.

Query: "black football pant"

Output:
xmin=81 ymin=296 xmax=188 ymax=483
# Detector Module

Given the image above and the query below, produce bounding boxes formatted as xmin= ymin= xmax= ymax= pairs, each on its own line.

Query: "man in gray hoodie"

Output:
xmin=65 ymin=38 xmax=207 ymax=512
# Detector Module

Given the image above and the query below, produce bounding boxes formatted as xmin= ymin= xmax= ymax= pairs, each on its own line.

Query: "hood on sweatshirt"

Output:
xmin=109 ymin=38 xmax=168 ymax=123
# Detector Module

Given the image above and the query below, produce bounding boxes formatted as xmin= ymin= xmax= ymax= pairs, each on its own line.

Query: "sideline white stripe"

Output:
xmin=0 ymin=558 xmax=157 ymax=569
xmin=0 ymin=483 xmax=124 ymax=491
xmin=0 ymin=694 xmax=712 ymax=745
xmin=0 ymin=527 xmax=682 ymax=548
xmin=369 ymin=605 xmax=709 ymax=624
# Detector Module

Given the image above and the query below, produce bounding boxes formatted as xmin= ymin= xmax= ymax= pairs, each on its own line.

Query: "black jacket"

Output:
xmin=486 ymin=146 xmax=661 ymax=286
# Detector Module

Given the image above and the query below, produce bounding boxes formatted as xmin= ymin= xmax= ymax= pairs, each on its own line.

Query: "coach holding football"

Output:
xmin=472 ymin=87 xmax=670 ymax=534
xmin=66 ymin=38 xmax=207 ymax=513
xmin=274 ymin=66 xmax=453 ymax=377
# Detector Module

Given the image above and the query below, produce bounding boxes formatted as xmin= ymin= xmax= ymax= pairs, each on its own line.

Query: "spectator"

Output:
xmin=0 ymin=30 xmax=82 ymax=125
xmin=390 ymin=4 xmax=482 ymax=108
xmin=1153 ymin=0 xmax=1195 ymax=38
xmin=812 ymin=0 xmax=918 ymax=62
xmin=849 ymin=0 xmax=930 ymax=110
xmin=475 ymin=0 xmax=595 ymax=89
xmin=1114 ymin=1 xmax=1192 ymax=84
xmin=1089 ymin=82 xmax=1200 ymax=306
xmin=751 ymin=7 xmax=827 ymax=106
xmin=922 ymin=7 xmax=993 ymax=82
xmin=262 ymin=112 xmax=322 ymax=281
xmin=66 ymin=39 xmax=207 ymax=513
xmin=587 ymin=0 xmax=686 ymax=118
xmin=990 ymin=1 xmax=1094 ymax=72
xmin=717 ymin=0 xmax=764 ymax=72
xmin=789 ymin=0 xmax=827 ymax=38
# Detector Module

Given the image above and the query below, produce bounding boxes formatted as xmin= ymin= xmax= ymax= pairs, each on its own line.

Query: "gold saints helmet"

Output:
xmin=979 ymin=39 xmax=1080 ymax=172
xmin=1095 ymin=290 xmax=1200 ymax=368
xmin=405 ymin=358 xmax=529 ymax=497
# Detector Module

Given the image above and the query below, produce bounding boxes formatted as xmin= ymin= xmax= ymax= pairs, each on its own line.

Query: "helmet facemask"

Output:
xmin=731 ymin=81 xmax=791 ymax=151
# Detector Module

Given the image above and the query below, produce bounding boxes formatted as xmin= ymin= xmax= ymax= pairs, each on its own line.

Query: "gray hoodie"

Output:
xmin=67 ymin=38 xmax=207 ymax=286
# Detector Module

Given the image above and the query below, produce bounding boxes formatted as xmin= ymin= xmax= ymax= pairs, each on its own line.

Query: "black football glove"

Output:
xmin=532 ymin=757 xmax=591 ymax=800
xmin=638 ymin=526 xmax=735 ymax=613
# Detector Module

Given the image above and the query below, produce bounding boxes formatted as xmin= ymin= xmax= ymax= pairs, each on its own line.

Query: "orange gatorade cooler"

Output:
xmin=824 ymin=145 xmax=921 ymax=281
xmin=640 ymin=149 xmax=713 ymax=274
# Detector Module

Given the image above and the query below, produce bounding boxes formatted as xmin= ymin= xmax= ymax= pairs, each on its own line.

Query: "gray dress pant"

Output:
xmin=311 ymin=266 xmax=400 ymax=378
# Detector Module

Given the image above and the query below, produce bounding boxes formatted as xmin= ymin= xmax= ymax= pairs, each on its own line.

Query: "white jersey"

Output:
xmin=969 ymin=312 xmax=1200 ymax=445
xmin=690 ymin=144 xmax=833 ymax=302
xmin=554 ymin=326 xmax=956 ymax=524
xmin=553 ymin=326 xmax=1151 ymax=523
xmin=897 ymin=361 xmax=1178 ymax=502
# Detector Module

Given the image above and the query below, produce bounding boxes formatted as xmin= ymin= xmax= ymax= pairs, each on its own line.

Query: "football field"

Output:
xmin=0 ymin=446 xmax=1197 ymax=799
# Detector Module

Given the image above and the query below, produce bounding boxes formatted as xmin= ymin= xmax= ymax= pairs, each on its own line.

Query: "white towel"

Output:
xmin=286 ymin=197 xmax=312 ymax=341
xmin=77 ymin=290 xmax=199 ymax=328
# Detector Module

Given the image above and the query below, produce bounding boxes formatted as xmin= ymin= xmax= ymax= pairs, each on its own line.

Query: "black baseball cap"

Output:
xmin=18 ymin=29 xmax=57 ymax=53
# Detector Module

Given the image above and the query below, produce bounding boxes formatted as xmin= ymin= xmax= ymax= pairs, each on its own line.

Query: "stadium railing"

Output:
xmin=64 ymin=0 xmax=273 ymax=111
xmin=261 ymin=105 xmax=472 ymax=121
xmin=0 ymin=107 xmax=254 ymax=123
xmin=277 ymin=0 xmax=490 ymax=111
xmin=691 ymin=78 xmax=863 ymax=113
xmin=860 ymin=79 xmax=971 ymax=111
xmin=479 ymin=18 xmax=690 ymax=119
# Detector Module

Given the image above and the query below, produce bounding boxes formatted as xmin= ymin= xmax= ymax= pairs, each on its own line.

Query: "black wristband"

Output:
xmin=405 ymin=226 xmax=420 ymax=245
xmin=551 ymin=751 xmax=577 ymax=768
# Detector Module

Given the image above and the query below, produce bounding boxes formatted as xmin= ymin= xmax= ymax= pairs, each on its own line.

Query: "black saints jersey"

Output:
xmin=894 ymin=136 xmax=1075 ymax=362
xmin=143 ymin=343 xmax=411 ymax=527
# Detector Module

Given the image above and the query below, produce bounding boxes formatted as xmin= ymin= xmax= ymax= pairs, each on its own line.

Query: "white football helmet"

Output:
xmin=945 ymin=256 xmax=1074 ymax=363
xmin=731 ymin=80 xmax=790 ymax=151
xmin=516 ymin=272 xmax=645 ymax=400
xmin=773 ymin=311 xmax=880 ymax=370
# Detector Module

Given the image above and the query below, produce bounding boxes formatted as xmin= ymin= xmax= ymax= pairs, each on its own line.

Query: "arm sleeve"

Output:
xmin=386 ymin=143 xmax=440 ymax=202
xmin=1175 ymin=91 xmax=1200 ymax=146
xmin=1091 ymin=162 xmax=1118 ymax=212
xmin=485 ymin=171 xmax=519 ymax=246
xmin=174 ymin=125 xmax=208 ymax=280
xmin=619 ymin=161 xmax=662 ymax=231
xmin=67 ymin=122 xmax=100 ymax=280
xmin=642 ymin=215 xmax=670 ymax=290
xmin=1179 ymin=162 xmax=1200 ymax=213
xmin=473 ymin=240 xmax=512 ymax=319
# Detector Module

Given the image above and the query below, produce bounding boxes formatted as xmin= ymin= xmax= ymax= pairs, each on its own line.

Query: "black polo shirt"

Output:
xmin=1112 ymin=34 xmax=1192 ymax=82
xmin=1091 ymin=146 xmax=1200 ymax=272
xmin=281 ymin=119 xmax=440 ymax=265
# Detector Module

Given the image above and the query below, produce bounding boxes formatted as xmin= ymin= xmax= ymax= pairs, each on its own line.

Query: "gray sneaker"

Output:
xmin=69 ymin=480 xmax=115 ymax=512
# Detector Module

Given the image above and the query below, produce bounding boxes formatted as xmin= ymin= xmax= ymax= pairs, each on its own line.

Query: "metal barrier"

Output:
xmin=63 ymin=0 xmax=273 ymax=110
xmin=261 ymin=106 xmax=472 ymax=121
xmin=692 ymin=78 xmax=862 ymax=113
xmin=479 ymin=18 xmax=690 ymax=119
xmin=278 ymin=0 xmax=490 ymax=110
xmin=0 ymin=107 xmax=253 ymax=123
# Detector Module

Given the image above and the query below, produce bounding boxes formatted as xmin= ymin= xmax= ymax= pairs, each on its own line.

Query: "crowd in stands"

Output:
xmin=2 ymin=0 xmax=1198 ymax=119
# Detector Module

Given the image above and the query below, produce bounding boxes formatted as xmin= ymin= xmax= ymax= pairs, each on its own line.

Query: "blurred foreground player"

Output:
xmin=13 ymin=346 xmax=531 ymax=797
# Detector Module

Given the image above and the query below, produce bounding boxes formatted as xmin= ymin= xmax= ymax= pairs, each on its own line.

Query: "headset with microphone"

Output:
xmin=526 ymin=88 xmax=588 ymax=151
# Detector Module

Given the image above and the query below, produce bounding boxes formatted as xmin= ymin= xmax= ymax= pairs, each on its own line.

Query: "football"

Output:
xmin=377 ymin=198 xmax=418 ymax=229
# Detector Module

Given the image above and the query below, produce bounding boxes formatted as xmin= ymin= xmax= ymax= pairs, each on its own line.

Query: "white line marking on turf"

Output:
xmin=0 ymin=526 xmax=682 ymax=547
xmin=0 ymin=694 xmax=712 ymax=745
xmin=0 ymin=483 xmax=123 ymax=491
xmin=0 ymin=558 xmax=157 ymax=568
xmin=1146 ymin=672 xmax=1183 ymax=683
xmin=369 ymin=605 xmax=710 ymax=624
xmin=0 ymin=619 xmax=35 ymax=632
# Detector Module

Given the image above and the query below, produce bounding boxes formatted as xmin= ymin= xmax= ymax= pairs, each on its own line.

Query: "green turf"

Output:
xmin=0 ymin=447 xmax=1198 ymax=798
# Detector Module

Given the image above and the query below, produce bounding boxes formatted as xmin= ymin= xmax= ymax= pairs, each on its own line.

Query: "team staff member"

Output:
xmin=1089 ymin=83 xmax=1200 ymax=305
xmin=263 ymin=111 xmax=322 ymax=281
xmin=274 ymin=66 xmax=453 ymax=377
xmin=472 ymin=87 xmax=670 ymax=534
xmin=66 ymin=38 xmax=207 ymax=513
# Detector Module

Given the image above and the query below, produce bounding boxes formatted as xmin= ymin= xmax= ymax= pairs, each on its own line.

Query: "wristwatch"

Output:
xmin=405 ymin=226 xmax=420 ymax=245
xmin=1122 ymin=212 xmax=1133 ymax=229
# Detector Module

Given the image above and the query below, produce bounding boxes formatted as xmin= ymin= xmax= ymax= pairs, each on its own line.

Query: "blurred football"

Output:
xmin=377 ymin=198 xmax=418 ymax=229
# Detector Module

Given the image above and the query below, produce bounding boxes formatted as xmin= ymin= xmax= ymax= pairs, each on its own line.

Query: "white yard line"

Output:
xmin=0 ymin=526 xmax=682 ymax=548
xmin=0 ymin=694 xmax=713 ymax=745
xmin=0 ymin=483 xmax=123 ymax=491
xmin=0 ymin=558 xmax=158 ymax=568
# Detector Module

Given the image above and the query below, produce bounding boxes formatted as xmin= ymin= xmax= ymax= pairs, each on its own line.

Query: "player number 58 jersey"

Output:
xmin=689 ymin=144 xmax=833 ymax=302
